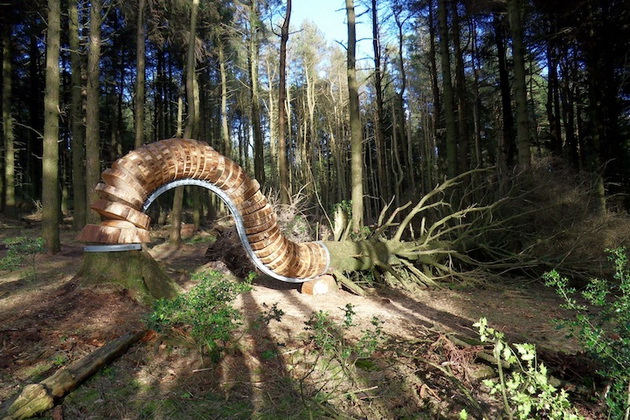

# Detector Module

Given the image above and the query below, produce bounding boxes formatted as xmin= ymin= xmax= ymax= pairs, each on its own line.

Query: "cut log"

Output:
xmin=301 ymin=275 xmax=338 ymax=295
xmin=2 ymin=330 xmax=146 ymax=420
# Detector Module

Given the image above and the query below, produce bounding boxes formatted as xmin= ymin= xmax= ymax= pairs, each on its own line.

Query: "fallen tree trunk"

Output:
xmin=2 ymin=330 xmax=146 ymax=420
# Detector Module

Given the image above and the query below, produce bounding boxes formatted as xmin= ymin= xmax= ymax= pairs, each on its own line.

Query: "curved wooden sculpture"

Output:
xmin=77 ymin=138 xmax=330 ymax=282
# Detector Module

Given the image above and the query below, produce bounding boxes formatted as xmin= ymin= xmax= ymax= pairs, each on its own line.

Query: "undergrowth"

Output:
xmin=294 ymin=304 xmax=385 ymax=416
xmin=474 ymin=317 xmax=583 ymax=420
xmin=0 ymin=236 xmax=44 ymax=281
xmin=545 ymin=247 xmax=630 ymax=419
xmin=145 ymin=270 xmax=252 ymax=362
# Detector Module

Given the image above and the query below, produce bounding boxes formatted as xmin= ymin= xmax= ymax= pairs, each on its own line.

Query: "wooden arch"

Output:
xmin=77 ymin=138 xmax=330 ymax=281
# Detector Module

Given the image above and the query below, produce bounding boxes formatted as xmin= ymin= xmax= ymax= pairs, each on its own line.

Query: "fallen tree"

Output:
xmin=2 ymin=330 xmax=146 ymax=420
xmin=321 ymin=169 xmax=509 ymax=294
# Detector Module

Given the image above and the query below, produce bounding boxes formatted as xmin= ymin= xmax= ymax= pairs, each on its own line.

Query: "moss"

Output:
xmin=65 ymin=387 xmax=100 ymax=404
xmin=73 ymin=250 xmax=180 ymax=305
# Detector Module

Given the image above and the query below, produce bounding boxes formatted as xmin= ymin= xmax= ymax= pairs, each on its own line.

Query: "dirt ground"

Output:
xmin=0 ymin=220 xmax=602 ymax=419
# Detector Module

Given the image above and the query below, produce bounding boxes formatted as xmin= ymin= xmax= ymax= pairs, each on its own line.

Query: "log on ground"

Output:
xmin=2 ymin=330 xmax=146 ymax=420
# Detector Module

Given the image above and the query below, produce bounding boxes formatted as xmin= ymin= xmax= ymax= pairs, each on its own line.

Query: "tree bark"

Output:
xmin=3 ymin=330 xmax=146 ymax=420
xmin=85 ymin=0 xmax=102 ymax=224
xmin=68 ymin=0 xmax=86 ymax=230
xmin=75 ymin=250 xmax=179 ymax=303
xmin=42 ymin=0 xmax=61 ymax=253
xmin=493 ymin=13 xmax=516 ymax=170
xmin=346 ymin=0 xmax=364 ymax=230
xmin=437 ymin=0 xmax=457 ymax=178
xmin=507 ymin=0 xmax=531 ymax=171
xmin=170 ymin=0 xmax=200 ymax=245
xmin=249 ymin=0 xmax=265 ymax=185
xmin=393 ymin=5 xmax=414 ymax=194
xmin=370 ymin=0 xmax=387 ymax=200
xmin=184 ymin=0 xmax=199 ymax=139
xmin=134 ymin=0 xmax=146 ymax=149
xmin=545 ymin=21 xmax=562 ymax=156
xmin=277 ymin=0 xmax=291 ymax=204
xmin=451 ymin=1 xmax=469 ymax=174
xmin=2 ymin=22 xmax=15 ymax=218
xmin=218 ymin=37 xmax=231 ymax=156
xmin=427 ymin=0 xmax=441 ymax=142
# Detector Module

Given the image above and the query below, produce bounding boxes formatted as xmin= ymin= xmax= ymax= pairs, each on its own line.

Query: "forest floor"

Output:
xmin=0 ymin=218 xmax=604 ymax=419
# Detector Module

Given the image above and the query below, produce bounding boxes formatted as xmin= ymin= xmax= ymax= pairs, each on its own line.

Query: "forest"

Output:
xmin=1 ymin=0 xmax=629 ymax=418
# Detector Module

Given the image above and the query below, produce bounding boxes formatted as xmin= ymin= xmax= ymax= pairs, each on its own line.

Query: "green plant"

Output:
xmin=292 ymin=304 xmax=384 ymax=415
xmin=258 ymin=302 xmax=285 ymax=325
xmin=474 ymin=317 xmax=582 ymax=420
xmin=53 ymin=354 xmax=67 ymax=367
xmin=306 ymin=304 xmax=383 ymax=361
xmin=544 ymin=247 xmax=630 ymax=419
xmin=145 ymin=270 xmax=252 ymax=362
xmin=0 ymin=236 xmax=44 ymax=280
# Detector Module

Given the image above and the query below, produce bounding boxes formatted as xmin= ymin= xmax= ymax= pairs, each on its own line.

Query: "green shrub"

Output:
xmin=295 ymin=304 xmax=384 ymax=414
xmin=146 ymin=270 xmax=252 ymax=361
xmin=0 ymin=236 xmax=44 ymax=281
xmin=544 ymin=247 xmax=630 ymax=418
xmin=305 ymin=303 xmax=383 ymax=363
xmin=475 ymin=317 xmax=582 ymax=420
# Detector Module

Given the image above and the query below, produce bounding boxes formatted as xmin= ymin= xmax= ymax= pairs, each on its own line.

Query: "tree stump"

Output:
xmin=72 ymin=249 xmax=179 ymax=305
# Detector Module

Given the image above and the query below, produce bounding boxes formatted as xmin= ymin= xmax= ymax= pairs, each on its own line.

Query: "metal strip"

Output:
xmin=84 ymin=244 xmax=143 ymax=253
xmin=142 ymin=179 xmax=330 ymax=283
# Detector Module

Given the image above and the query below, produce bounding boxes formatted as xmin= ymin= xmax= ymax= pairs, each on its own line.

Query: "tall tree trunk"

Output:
xmin=470 ymin=18 xmax=483 ymax=168
xmin=42 ymin=0 xmax=61 ymax=253
xmin=493 ymin=13 xmax=516 ymax=170
xmin=68 ymin=0 xmax=86 ymax=230
xmin=170 ymin=0 xmax=200 ymax=245
xmin=277 ymin=0 xmax=291 ymax=204
xmin=134 ymin=0 xmax=146 ymax=148
xmin=2 ymin=22 xmax=15 ymax=218
xmin=249 ymin=0 xmax=265 ymax=184
xmin=451 ymin=1 xmax=469 ymax=174
xmin=370 ymin=0 xmax=386 ymax=200
xmin=28 ymin=35 xmax=43 ymax=200
xmin=85 ymin=0 xmax=102 ymax=224
xmin=184 ymin=0 xmax=199 ymax=139
xmin=507 ymin=0 xmax=530 ymax=171
xmin=560 ymin=53 xmax=579 ymax=168
xmin=437 ymin=0 xmax=457 ymax=178
xmin=265 ymin=59 xmax=277 ymax=187
xmin=427 ymin=0 xmax=441 ymax=141
xmin=346 ymin=0 xmax=364 ymax=230
xmin=393 ymin=6 xmax=414 ymax=194
xmin=545 ymin=21 xmax=562 ymax=156
xmin=218 ymin=38 xmax=231 ymax=156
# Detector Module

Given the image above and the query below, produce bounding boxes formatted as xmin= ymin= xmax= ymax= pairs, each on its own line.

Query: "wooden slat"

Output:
xmin=245 ymin=225 xmax=281 ymax=244
xmin=267 ymin=242 xmax=297 ymax=273
xmin=101 ymin=169 xmax=146 ymax=203
xmin=245 ymin=217 xmax=277 ymax=236
xmin=230 ymin=178 xmax=259 ymax=207
xmin=208 ymin=155 xmax=225 ymax=184
xmin=153 ymin=141 xmax=177 ymax=183
xmin=95 ymin=183 xmax=143 ymax=209
xmin=252 ymin=234 xmax=285 ymax=259
xmin=90 ymin=199 xmax=151 ymax=230
xmin=239 ymin=191 xmax=268 ymax=215
xmin=81 ymin=138 xmax=331 ymax=280
xmin=145 ymin=142 xmax=171 ymax=185
xmin=76 ymin=224 xmax=150 ymax=244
